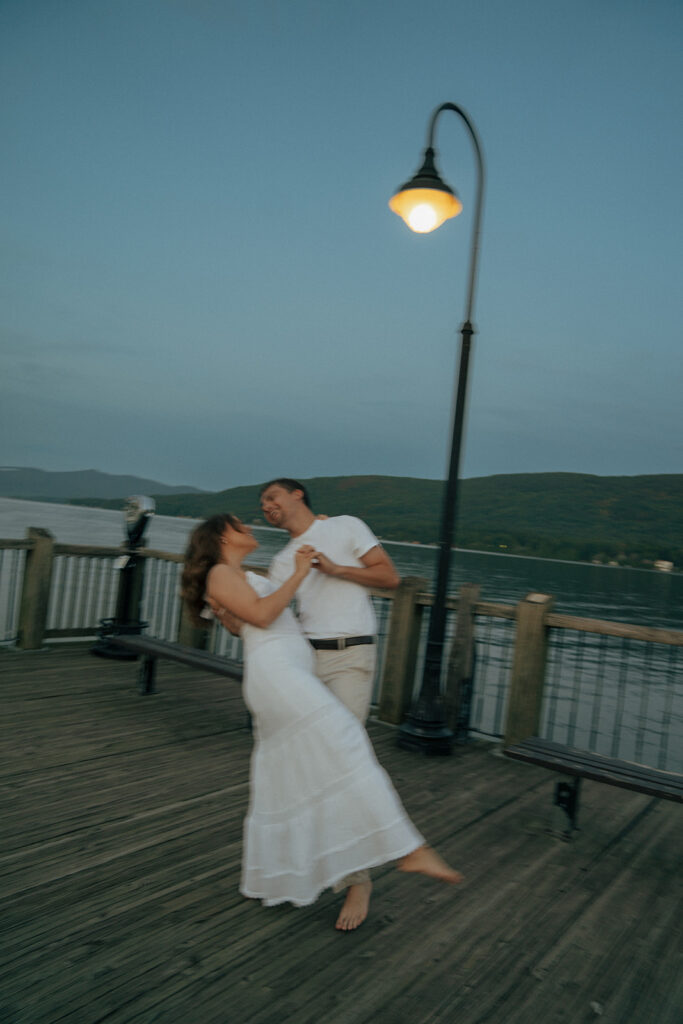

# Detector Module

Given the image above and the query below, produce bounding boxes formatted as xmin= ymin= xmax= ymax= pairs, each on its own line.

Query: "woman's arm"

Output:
xmin=206 ymin=546 xmax=315 ymax=629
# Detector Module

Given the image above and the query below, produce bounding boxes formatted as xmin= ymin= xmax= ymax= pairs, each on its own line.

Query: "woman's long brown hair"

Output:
xmin=181 ymin=513 xmax=239 ymax=627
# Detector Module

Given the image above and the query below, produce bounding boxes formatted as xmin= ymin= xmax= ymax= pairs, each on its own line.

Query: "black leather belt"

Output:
xmin=309 ymin=635 xmax=375 ymax=651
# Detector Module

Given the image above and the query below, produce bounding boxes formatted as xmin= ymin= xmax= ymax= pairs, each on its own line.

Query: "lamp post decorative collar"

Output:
xmin=390 ymin=102 xmax=486 ymax=755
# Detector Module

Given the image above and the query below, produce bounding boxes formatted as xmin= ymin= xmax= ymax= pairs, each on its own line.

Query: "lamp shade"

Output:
xmin=389 ymin=146 xmax=462 ymax=233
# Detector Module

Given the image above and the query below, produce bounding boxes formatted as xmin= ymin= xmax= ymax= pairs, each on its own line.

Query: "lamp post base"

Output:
xmin=397 ymin=645 xmax=454 ymax=754
xmin=397 ymin=717 xmax=454 ymax=755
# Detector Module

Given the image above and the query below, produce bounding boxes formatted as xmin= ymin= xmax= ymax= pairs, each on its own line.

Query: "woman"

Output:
xmin=181 ymin=514 xmax=462 ymax=928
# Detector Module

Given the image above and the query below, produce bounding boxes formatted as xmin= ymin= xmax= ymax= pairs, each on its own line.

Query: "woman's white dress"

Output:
xmin=239 ymin=572 xmax=424 ymax=907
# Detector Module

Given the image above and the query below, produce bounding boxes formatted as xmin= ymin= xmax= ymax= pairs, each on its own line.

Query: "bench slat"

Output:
xmin=504 ymin=737 xmax=683 ymax=802
xmin=109 ymin=635 xmax=243 ymax=681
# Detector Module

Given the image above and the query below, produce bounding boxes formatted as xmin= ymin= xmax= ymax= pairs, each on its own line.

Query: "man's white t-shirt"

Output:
xmin=268 ymin=516 xmax=379 ymax=640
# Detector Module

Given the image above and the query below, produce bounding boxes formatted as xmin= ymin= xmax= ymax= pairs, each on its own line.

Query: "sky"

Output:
xmin=1 ymin=0 xmax=681 ymax=493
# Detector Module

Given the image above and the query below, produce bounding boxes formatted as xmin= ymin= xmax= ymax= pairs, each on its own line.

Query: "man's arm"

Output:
xmin=313 ymin=545 xmax=400 ymax=590
xmin=206 ymin=601 xmax=244 ymax=636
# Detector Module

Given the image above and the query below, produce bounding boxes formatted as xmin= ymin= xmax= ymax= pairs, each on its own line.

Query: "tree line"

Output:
xmin=69 ymin=472 xmax=682 ymax=569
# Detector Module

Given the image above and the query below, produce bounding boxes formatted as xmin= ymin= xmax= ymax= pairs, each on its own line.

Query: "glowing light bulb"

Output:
xmin=407 ymin=203 xmax=439 ymax=233
xmin=389 ymin=187 xmax=462 ymax=233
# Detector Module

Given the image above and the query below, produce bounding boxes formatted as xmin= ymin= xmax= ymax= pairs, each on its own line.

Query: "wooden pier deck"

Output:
xmin=1 ymin=645 xmax=681 ymax=1024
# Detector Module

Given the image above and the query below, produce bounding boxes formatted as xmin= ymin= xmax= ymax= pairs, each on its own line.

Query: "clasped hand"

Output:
xmin=207 ymin=601 xmax=243 ymax=636
xmin=295 ymin=546 xmax=339 ymax=577
xmin=294 ymin=544 xmax=319 ymax=574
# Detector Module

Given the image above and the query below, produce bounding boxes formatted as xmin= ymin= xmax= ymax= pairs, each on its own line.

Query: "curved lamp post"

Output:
xmin=390 ymin=102 xmax=485 ymax=754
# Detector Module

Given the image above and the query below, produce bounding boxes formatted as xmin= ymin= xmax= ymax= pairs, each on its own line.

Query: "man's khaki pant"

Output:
xmin=314 ymin=643 xmax=377 ymax=892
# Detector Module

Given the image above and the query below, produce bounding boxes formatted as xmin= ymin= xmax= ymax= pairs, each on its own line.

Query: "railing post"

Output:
xmin=17 ymin=528 xmax=55 ymax=650
xmin=177 ymin=599 xmax=209 ymax=649
xmin=445 ymin=583 xmax=481 ymax=742
xmin=377 ymin=576 xmax=428 ymax=725
xmin=504 ymin=592 xmax=555 ymax=747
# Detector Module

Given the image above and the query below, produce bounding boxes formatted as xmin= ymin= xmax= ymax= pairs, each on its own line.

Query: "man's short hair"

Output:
xmin=260 ymin=478 xmax=312 ymax=509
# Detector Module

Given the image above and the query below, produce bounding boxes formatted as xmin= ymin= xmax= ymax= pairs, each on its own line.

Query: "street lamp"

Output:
xmin=390 ymin=102 xmax=485 ymax=754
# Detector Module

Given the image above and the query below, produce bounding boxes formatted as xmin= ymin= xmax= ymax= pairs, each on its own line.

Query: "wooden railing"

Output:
xmin=2 ymin=530 xmax=682 ymax=771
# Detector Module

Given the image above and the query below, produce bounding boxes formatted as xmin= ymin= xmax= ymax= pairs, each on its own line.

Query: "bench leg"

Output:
xmin=554 ymin=776 xmax=582 ymax=837
xmin=139 ymin=656 xmax=157 ymax=695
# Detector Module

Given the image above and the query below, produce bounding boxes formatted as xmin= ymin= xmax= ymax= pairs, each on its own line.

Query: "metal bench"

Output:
xmin=107 ymin=634 xmax=244 ymax=695
xmin=503 ymin=736 xmax=683 ymax=837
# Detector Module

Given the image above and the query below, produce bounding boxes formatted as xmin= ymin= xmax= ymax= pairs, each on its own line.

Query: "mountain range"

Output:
xmin=0 ymin=467 xmax=205 ymax=500
xmin=57 ymin=469 xmax=683 ymax=569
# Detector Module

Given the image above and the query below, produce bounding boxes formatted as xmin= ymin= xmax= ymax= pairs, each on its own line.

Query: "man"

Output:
xmin=259 ymin=478 xmax=400 ymax=931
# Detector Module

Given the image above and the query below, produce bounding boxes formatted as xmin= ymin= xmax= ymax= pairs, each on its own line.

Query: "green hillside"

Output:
xmin=0 ymin=466 xmax=203 ymax=499
xmin=71 ymin=472 xmax=683 ymax=568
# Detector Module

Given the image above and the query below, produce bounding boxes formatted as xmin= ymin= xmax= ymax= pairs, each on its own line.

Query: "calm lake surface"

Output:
xmin=2 ymin=498 xmax=681 ymax=630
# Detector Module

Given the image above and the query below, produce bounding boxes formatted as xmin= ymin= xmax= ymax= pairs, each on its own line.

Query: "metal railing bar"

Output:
xmin=634 ymin=642 xmax=653 ymax=765
xmin=589 ymin=634 xmax=608 ymax=751
xmin=611 ymin=637 xmax=630 ymax=759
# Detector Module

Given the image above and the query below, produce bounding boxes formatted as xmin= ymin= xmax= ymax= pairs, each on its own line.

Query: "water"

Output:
xmin=1 ymin=497 xmax=681 ymax=630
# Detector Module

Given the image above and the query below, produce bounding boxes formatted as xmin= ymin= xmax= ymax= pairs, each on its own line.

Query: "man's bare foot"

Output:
xmin=335 ymin=881 xmax=372 ymax=931
xmin=398 ymin=845 xmax=464 ymax=884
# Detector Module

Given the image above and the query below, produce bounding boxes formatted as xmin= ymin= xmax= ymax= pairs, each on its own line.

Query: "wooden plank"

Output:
xmin=1 ymin=646 xmax=682 ymax=1024
xmin=0 ymin=539 xmax=32 ymax=551
xmin=16 ymin=527 xmax=54 ymax=650
xmin=474 ymin=600 xmax=517 ymax=620
xmin=545 ymin=612 xmax=683 ymax=646
xmin=53 ymin=543 xmax=122 ymax=557
xmin=505 ymin=593 xmax=554 ymax=747
xmin=377 ymin=576 xmax=427 ymax=725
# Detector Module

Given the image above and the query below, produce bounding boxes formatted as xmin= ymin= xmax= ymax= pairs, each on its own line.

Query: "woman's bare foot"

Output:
xmin=335 ymin=881 xmax=372 ymax=931
xmin=398 ymin=845 xmax=464 ymax=884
